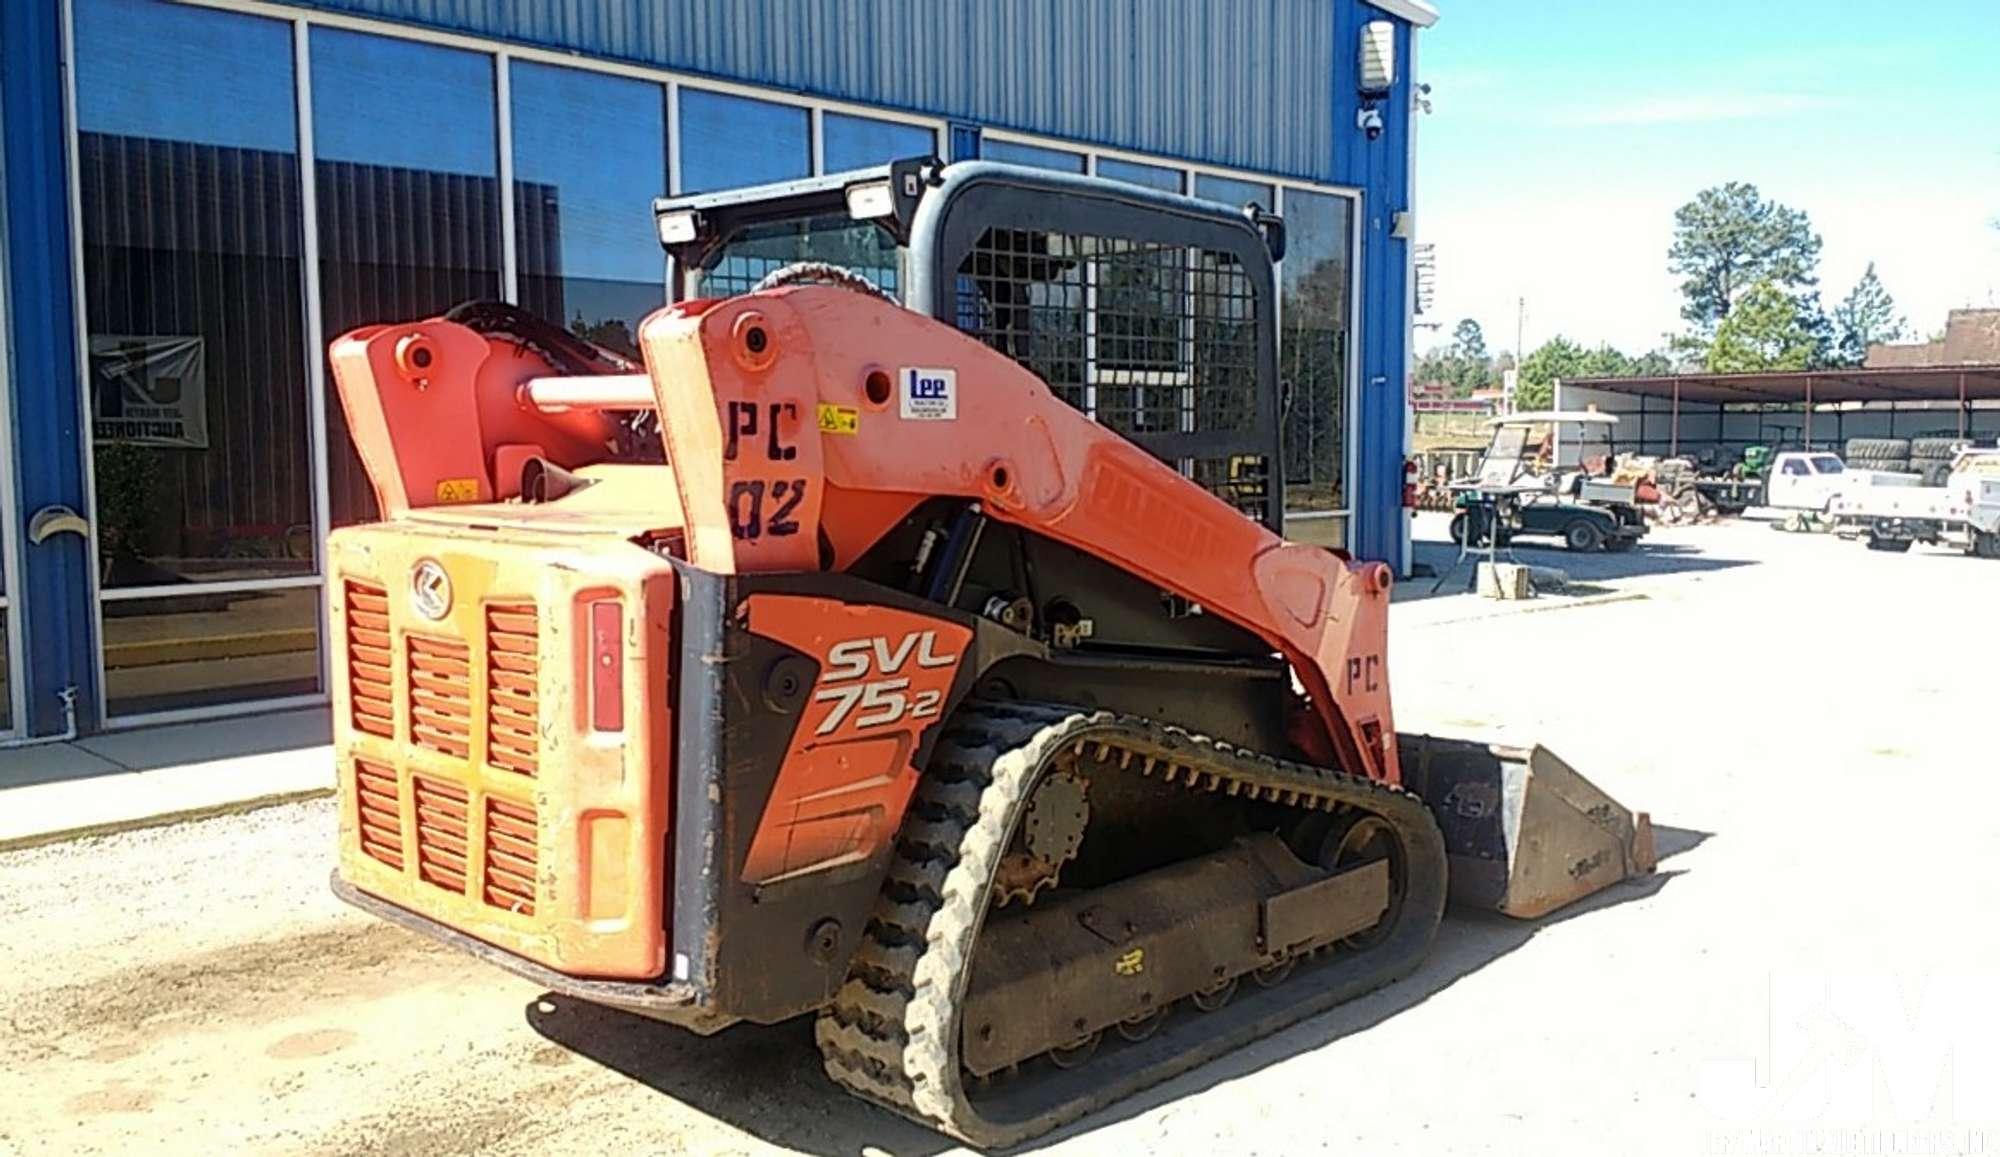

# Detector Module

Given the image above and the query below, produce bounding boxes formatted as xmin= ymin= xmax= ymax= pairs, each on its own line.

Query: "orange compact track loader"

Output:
xmin=328 ymin=159 xmax=1655 ymax=1146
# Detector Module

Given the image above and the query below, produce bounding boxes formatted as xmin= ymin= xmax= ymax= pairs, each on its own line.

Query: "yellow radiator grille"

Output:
xmin=483 ymin=797 xmax=539 ymax=916
xmin=484 ymin=605 xmax=540 ymax=777
xmin=413 ymin=774 xmax=471 ymax=895
xmin=343 ymin=579 xmax=540 ymax=922
xmin=407 ymin=636 xmax=473 ymax=759
xmin=353 ymin=759 xmax=403 ymax=870
xmin=344 ymin=582 xmax=394 ymax=739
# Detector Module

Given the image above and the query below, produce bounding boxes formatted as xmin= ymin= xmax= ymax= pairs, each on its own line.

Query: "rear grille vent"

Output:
xmin=407 ymin=636 xmax=472 ymax=759
xmin=482 ymin=797 xmax=539 ymax=916
xmin=485 ymin=605 xmax=540 ymax=776
xmin=344 ymin=582 xmax=394 ymax=739
xmin=354 ymin=760 xmax=403 ymax=870
xmin=413 ymin=775 xmax=471 ymax=895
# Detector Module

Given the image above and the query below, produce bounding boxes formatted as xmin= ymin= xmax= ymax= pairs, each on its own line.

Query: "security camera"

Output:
xmin=1357 ymin=106 xmax=1385 ymax=140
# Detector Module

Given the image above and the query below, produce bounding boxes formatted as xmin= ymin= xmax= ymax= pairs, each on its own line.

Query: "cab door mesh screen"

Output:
xmin=952 ymin=227 xmax=1270 ymax=522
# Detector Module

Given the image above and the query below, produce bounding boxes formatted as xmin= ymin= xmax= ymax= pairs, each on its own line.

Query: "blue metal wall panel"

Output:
xmin=2 ymin=0 xmax=100 ymax=733
xmin=291 ymin=0 xmax=1346 ymax=183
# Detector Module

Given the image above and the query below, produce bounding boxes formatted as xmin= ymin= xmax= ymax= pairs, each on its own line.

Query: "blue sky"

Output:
xmin=1417 ymin=0 xmax=2000 ymax=356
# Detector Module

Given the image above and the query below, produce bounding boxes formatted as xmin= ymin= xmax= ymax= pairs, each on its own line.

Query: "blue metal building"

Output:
xmin=0 ymin=0 xmax=1434 ymax=738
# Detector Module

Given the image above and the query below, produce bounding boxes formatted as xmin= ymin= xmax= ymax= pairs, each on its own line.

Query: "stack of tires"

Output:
xmin=1843 ymin=437 xmax=1912 ymax=476
xmin=1909 ymin=436 xmax=1964 ymax=487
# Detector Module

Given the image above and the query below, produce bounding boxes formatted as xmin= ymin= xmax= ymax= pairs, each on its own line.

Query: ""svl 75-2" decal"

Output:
xmin=813 ymin=630 xmax=959 ymax=735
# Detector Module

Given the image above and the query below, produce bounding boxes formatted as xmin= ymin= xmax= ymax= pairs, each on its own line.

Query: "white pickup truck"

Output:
xmin=1830 ymin=449 xmax=2000 ymax=557
xmin=1761 ymin=450 xmax=1924 ymax=513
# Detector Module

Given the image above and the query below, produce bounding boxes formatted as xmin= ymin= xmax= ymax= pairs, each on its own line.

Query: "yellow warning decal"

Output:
xmin=817 ymin=403 xmax=860 ymax=435
xmin=435 ymin=477 xmax=480 ymax=503
xmin=1114 ymin=948 xmax=1145 ymax=976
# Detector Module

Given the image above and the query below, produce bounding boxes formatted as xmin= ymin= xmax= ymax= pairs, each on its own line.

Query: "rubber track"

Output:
xmin=814 ymin=700 xmax=1447 ymax=1147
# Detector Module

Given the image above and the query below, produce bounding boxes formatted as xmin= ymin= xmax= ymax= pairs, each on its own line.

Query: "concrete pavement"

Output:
xmin=0 ymin=708 xmax=331 ymax=850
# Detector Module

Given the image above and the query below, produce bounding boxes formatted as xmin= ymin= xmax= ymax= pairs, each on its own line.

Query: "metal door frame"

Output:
xmin=983 ymin=127 xmax=1367 ymax=551
xmin=0 ymin=75 xmax=32 ymax=737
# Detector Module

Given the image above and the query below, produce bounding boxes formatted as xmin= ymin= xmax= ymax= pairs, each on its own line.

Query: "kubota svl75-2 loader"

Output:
xmin=328 ymin=159 xmax=1654 ymax=1147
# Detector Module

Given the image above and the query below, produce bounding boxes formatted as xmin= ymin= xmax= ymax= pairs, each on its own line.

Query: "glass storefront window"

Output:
xmin=310 ymin=28 xmax=502 ymax=526
xmin=678 ymin=90 xmax=809 ymax=194
xmin=1097 ymin=157 xmax=1184 ymax=193
xmin=101 ymin=588 xmax=322 ymax=717
xmin=511 ymin=61 xmax=667 ymax=356
xmin=1196 ymin=173 xmax=1275 ymax=211
xmin=983 ymin=139 xmax=1087 ymax=173
xmin=75 ymin=0 xmax=315 ymax=587
xmin=822 ymin=113 xmax=935 ymax=172
xmin=1279 ymin=189 xmax=1355 ymax=515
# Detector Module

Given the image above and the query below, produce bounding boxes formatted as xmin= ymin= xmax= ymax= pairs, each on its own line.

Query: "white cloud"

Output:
xmin=1555 ymin=92 xmax=1846 ymax=128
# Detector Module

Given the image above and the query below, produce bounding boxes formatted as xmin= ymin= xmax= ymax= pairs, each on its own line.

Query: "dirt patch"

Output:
xmin=4 ymin=921 xmax=451 ymax=1064
xmin=64 ymin=1082 xmax=157 ymax=1117
xmin=267 ymin=1028 xmax=359 ymax=1060
xmin=301 ymin=1070 xmax=591 ymax=1157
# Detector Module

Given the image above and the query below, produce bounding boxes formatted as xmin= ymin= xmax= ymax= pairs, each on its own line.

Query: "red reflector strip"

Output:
xmin=589 ymin=599 xmax=623 ymax=732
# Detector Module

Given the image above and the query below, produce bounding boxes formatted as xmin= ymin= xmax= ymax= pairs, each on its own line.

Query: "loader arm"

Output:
xmin=640 ymin=285 xmax=1398 ymax=782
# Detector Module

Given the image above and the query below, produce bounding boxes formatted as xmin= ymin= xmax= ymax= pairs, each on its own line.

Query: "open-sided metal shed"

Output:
xmin=1558 ymin=366 xmax=2000 ymax=462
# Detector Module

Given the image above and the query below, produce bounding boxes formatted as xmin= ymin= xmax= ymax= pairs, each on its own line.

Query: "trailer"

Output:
xmin=1650 ymin=448 xmax=1774 ymax=522
xmin=1831 ymin=449 xmax=2000 ymax=556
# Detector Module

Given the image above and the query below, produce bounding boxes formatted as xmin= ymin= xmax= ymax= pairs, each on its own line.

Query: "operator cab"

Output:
xmin=654 ymin=157 xmax=1293 ymax=532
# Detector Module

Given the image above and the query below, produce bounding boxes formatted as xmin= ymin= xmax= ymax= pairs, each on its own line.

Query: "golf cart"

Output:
xmin=1447 ymin=411 xmax=1647 ymax=553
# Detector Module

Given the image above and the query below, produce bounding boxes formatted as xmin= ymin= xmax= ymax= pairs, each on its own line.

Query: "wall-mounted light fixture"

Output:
xmin=1356 ymin=20 xmax=1397 ymax=141
xmin=1359 ymin=21 xmax=1397 ymax=94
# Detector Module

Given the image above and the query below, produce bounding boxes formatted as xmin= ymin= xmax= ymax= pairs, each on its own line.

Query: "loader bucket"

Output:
xmin=1398 ymin=734 xmax=1656 ymax=920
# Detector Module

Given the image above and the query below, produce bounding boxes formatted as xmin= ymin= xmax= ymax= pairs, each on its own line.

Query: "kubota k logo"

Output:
xmin=410 ymin=559 xmax=452 ymax=621
xmin=813 ymin=630 xmax=958 ymax=735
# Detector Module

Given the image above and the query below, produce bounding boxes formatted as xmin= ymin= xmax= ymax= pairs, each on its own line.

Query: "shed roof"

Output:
xmin=1563 ymin=365 xmax=2000 ymax=406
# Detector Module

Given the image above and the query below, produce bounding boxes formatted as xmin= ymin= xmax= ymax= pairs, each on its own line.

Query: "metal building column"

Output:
xmin=1336 ymin=10 xmax=1415 ymax=566
xmin=1670 ymin=378 xmax=1681 ymax=457
xmin=948 ymin=122 xmax=981 ymax=162
xmin=1 ymin=0 xmax=98 ymax=735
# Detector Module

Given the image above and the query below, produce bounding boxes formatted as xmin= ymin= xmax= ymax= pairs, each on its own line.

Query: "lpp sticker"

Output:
xmin=900 ymin=367 xmax=957 ymax=421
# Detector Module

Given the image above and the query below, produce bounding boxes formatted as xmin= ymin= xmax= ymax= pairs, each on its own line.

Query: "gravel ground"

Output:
xmin=4 ymin=515 xmax=1996 ymax=1156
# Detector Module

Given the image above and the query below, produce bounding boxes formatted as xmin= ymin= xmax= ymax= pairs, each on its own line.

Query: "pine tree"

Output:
xmin=1830 ymin=263 xmax=1907 ymax=366
xmin=1668 ymin=182 xmax=1822 ymax=329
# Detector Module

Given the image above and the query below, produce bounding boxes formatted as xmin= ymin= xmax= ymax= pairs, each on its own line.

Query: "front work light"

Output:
xmin=845 ymin=180 xmax=896 ymax=221
xmin=657 ymin=209 xmax=700 ymax=246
